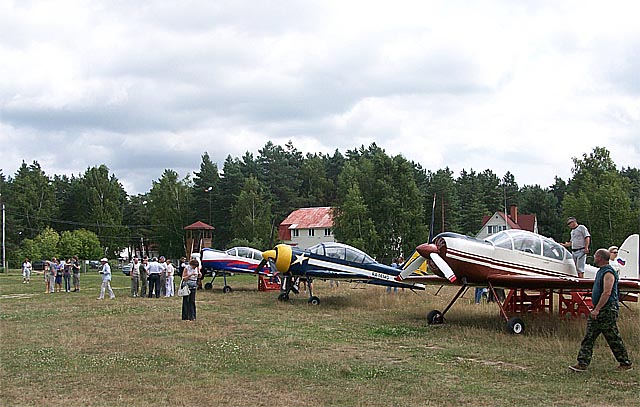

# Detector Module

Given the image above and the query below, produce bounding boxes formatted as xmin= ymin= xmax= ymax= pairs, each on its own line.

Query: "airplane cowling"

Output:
xmin=416 ymin=242 xmax=457 ymax=282
xmin=262 ymin=244 xmax=293 ymax=274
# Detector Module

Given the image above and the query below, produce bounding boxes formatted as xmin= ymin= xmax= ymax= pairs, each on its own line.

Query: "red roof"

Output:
xmin=278 ymin=207 xmax=334 ymax=241
xmin=183 ymin=221 xmax=215 ymax=230
xmin=280 ymin=207 xmax=334 ymax=228
xmin=480 ymin=212 xmax=536 ymax=232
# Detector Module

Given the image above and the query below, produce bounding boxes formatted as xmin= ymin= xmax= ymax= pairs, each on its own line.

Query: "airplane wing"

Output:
xmin=405 ymin=272 xmax=640 ymax=292
xmin=403 ymin=274 xmax=453 ymax=285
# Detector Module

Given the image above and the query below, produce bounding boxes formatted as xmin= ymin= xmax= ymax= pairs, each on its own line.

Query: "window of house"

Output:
xmin=292 ymin=229 xmax=299 ymax=238
xmin=487 ymin=225 xmax=507 ymax=235
xmin=308 ymin=229 xmax=315 ymax=237
xmin=324 ymin=228 xmax=332 ymax=236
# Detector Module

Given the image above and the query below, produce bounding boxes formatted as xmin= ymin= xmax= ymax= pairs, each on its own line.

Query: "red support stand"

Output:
xmin=504 ymin=289 xmax=554 ymax=316
xmin=258 ymin=275 xmax=281 ymax=291
xmin=558 ymin=290 xmax=592 ymax=319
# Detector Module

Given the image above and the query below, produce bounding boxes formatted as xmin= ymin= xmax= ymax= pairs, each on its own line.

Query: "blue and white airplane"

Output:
xmin=260 ymin=242 xmax=424 ymax=304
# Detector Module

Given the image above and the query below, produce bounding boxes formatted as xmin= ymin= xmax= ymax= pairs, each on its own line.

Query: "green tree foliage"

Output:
xmin=57 ymin=229 xmax=102 ymax=260
xmin=333 ymin=178 xmax=379 ymax=253
xmin=424 ymin=168 xmax=460 ymax=236
xmin=122 ymin=194 xmax=152 ymax=257
xmin=334 ymin=144 xmax=426 ymax=259
xmin=519 ymin=185 xmax=562 ymax=240
xmin=563 ymin=147 xmax=637 ymax=250
xmin=75 ymin=165 xmax=128 ymax=256
xmin=6 ymin=161 xmax=56 ymax=240
xmin=217 ymin=155 xmax=246 ymax=248
xmin=20 ymin=227 xmax=60 ymax=261
xmin=148 ymin=169 xmax=192 ymax=258
xmin=192 ymin=152 xmax=220 ymax=227
xmin=299 ymin=153 xmax=334 ymax=207
xmin=4 ymin=143 xmax=639 ymax=268
xmin=455 ymin=169 xmax=489 ymax=235
xmin=231 ymin=177 xmax=272 ymax=248
xmin=257 ymin=141 xmax=303 ymax=223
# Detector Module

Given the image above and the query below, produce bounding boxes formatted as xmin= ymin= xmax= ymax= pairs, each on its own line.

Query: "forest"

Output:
xmin=0 ymin=143 xmax=638 ymax=267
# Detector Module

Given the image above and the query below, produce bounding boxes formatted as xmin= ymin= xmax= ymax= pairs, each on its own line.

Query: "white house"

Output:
xmin=476 ymin=205 xmax=538 ymax=239
xmin=278 ymin=207 xmax=336 ymax=248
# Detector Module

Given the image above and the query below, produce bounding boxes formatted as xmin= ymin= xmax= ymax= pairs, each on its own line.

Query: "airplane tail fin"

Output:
xmin=618 ymin=234 xmax=639 ymax=280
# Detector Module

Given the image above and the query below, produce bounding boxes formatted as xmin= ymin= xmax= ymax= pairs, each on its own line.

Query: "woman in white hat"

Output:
xmin=97 ymin=258 xmax=115 ymax=300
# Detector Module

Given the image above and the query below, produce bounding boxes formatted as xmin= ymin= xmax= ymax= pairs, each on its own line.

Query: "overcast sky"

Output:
xmin=1 ymin=0 xmax=639 ymax=195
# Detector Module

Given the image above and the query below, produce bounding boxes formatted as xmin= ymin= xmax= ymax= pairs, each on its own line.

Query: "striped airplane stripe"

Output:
xmin=446 ymin=248 xmax=573 ymax=279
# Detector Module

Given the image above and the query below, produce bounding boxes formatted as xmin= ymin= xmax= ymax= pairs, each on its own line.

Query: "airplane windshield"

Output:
xmin=486 ymin=230 xmax=567 ymax=261
xmin=308 ymin=243 xmax=375 ymax=264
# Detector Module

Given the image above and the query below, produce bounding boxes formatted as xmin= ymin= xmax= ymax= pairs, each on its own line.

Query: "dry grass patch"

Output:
xmin=1 ymin=272 xmax=639 ymax=406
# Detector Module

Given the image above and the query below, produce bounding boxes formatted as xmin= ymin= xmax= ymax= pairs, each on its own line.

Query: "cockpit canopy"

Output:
xmin=308 ymin=242 xmax=376 ymax=264
xmin=485 ymin=230 xmax=568 ymax=261
xmin=225 ymin=247 xmax=263 ymax=261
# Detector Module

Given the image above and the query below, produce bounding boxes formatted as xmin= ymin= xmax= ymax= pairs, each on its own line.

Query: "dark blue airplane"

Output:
xmin=260 ymin=242 xmax=424 ymax=304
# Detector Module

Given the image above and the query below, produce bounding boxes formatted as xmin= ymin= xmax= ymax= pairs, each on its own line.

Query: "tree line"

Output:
xmin=0 ymin=143 xmax=638 ymax=266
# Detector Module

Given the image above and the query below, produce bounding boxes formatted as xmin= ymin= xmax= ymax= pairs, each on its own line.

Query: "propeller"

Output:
xmin=430 ymin=252 xmax=457 ymax=283
xmin=396 ymin=253 xmax=426 ymax=281
xmin=416 ymin=242 xmax=457 ymax=283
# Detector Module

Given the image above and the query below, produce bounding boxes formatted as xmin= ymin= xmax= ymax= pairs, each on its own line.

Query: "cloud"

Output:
xmin=1 ymin=0 xmax=639 ymax=194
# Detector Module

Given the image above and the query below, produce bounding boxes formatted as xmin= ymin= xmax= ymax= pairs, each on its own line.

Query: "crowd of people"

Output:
xmin=28 ymin=256 xmax=82 ymax=294
xmin=126 ymin=255 xmax=201 ymax=321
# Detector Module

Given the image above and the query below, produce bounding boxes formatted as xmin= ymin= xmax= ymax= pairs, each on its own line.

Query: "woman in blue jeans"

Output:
xmin=181 ymin=259 xmax=202 ymax=321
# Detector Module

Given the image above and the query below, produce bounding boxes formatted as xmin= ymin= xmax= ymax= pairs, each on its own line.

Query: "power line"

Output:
xmin=6 ymin=209 xmax=165 ymax=228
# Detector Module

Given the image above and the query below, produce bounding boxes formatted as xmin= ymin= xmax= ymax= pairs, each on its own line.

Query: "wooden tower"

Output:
xmin=184 ymin=221 xmax=214 ymax=258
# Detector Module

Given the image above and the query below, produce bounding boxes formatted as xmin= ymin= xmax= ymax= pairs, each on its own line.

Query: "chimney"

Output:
xmin=509 ymin=205 xmax=518 ymax=224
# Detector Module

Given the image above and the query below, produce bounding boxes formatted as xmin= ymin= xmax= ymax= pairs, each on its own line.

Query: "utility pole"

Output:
xmin=205 ymin=186 xmax=213 ymax=225
xmin=2 ymin=193 xmax=6 ymax=273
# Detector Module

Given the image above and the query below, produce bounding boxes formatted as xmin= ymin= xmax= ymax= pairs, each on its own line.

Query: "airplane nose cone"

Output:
xmin=262 ymin=249 xmax=276 ymax=261
xmin=416 ymin=243 xmax=439 ymax=258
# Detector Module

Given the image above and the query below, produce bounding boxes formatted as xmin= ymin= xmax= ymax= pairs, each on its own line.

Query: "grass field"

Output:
xmin=1 ymin=270 xmax=638 ymax=406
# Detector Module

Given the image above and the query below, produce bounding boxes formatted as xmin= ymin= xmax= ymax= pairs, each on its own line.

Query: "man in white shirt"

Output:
xmin=97 ymin=258 xmax=115 ymax=300
xmin=563 ymin=217 xmax=591 ymax=278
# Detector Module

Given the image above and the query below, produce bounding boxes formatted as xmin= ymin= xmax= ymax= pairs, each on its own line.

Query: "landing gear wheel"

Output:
xmin=278 ymin=293 xmax=290 ymax=302
xmin=204 ymin=282 xmax=213 ymax=290
xmin=308 ymin=296 xmax=320 ymax=305
xmin=506 ymin=317 xmax=525 ymax=334
xmin=426 ymin=310 xmax=444 ymax=325
xmin=222 ymin=286 xmax=232 ymax=294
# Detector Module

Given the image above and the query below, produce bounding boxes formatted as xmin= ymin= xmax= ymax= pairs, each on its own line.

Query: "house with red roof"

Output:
xmin=278 ymin=207 xmax=336 ymax=248
xmin=476 ymin=205 xmax=538 ymax=239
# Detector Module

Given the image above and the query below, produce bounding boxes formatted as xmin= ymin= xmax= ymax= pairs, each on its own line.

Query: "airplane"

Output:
xmin=200 ymin=246 xmax=279 ymax=293
xmin=396 ymin=229 xmax=640 ymax=334
xmin=260 ymin=241 xmax=425 ymax=304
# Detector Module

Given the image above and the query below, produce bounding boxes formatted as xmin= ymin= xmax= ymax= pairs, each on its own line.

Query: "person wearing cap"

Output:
xmin=562 ymin=217 xmax=591 ymax=278
xmin=97 ymin=258 xmax=115 ymax=300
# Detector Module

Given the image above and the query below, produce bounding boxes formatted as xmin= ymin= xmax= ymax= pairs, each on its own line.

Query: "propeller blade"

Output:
xmin=430 ymin=253 xmax=457 ymax=283
xmin=255 ymin=258 xmax=268 ymax=274
xmin=396 ymin=253 xmax=426 ymax=281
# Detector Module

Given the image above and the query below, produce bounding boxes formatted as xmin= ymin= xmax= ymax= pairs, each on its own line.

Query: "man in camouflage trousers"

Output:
xmin=570 ymin=248 xmax=633 ymax=372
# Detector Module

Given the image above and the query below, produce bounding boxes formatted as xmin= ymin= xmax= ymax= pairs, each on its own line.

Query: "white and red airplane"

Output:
xmin=397 ymin=229 xmax=640 ymax=334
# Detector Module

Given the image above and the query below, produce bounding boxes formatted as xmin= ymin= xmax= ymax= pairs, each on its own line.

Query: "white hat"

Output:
xmin=100 ymin=257 xmax=108 ymax=262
